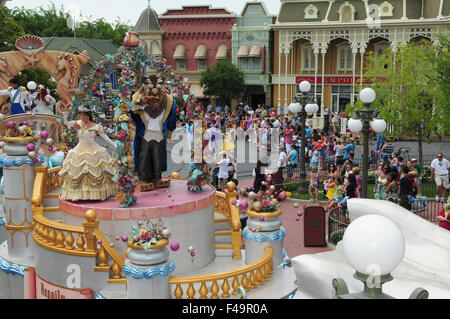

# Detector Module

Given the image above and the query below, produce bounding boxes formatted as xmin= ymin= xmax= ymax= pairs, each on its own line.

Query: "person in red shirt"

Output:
xmin=437 ymin=203 xmax=450 ymax=231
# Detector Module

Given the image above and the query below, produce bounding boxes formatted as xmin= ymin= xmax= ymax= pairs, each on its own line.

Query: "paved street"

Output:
xmin=165 ymin=135 xmax=450 ymax=180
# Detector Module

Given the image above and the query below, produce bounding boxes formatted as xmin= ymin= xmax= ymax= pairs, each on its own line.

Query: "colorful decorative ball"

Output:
xmin=232 ymin=200 xmax=237 ymax=206
xmin=97 ymin=240 xmax=102 ymax=244
xmin=240 ymin=201 xmax=249 ymax=210
xmin=40 ymin=130 xmax=49 ymax=139
xmin=32 ymin=158 xmax=39 ymax=163
xmin=6 ymin=121 xmax=15 ymax=129
xmin=188 ymin=246 xmax=194 ymax=253
xmin=246 ymin=187 xmax=251 ymax=192
xmin=248 ymin=191 xmax=256 ymax=199
xmin=27 ymin=143 xmax=36 ymax=152
xmin=270 ymin=185 xmax=276 ymax=191
xmin=293 ymin=203 xmax=299 ymax=208
xmin=28 ymin=151 xmax=37 ymax=159
xmin=48 ymin=146 xmax=53 ymax=152
xmin=162 ymin=229 xmax=170 ymax=239
xmin=18 ymin=126 xmax=27 ymax=132
xmin=169 ymin=204 xmax=173 ymax=209
xmin=259 ymin=216 xmax=265 ymax=222
xmin=297 ymin=211 xmax=303 ymax=217
xmin=170 ymin=241 xmax=180 ymax=251
xmin=191 ymin=252 xmax=195 ymax=257
xmin=296 ymin=217 xmax=300 ymax=222
xmin=120 ymin=235 xmax=128 ymax=242
xmin=46 ymin=138 xmax=54 ymax=146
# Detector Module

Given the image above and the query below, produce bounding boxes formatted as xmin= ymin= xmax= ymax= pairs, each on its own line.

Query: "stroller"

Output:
xmin=212 ymin=163 xmax=238 ymax=190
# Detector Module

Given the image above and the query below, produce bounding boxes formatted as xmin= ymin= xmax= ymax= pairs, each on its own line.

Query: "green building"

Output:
xmin=232 ymin=2 xmax=276 ymax=107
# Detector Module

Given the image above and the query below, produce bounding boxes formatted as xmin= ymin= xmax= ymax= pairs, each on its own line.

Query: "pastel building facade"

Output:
xmin=272 ymin=0 xmax=450 ymax=128
xmin=232 ymin=2 xmax=276 ymax=107
xmin=158 ymin=5 xmax=236 ymax=101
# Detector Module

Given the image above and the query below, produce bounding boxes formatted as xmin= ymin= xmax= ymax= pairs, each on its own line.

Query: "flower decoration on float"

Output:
xmin=236 ymin=175 xmax=288 ymax=213
xmin=124 ymin=218 xmax=171 ymax=250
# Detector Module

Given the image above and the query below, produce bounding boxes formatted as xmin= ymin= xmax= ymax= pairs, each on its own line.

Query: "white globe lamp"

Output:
xmin=371 ymin=119 xmax=387 ymax=133
xmin=359 ymin=88 xmax=376 ymax=104
xmin=305 ymin=103 xmax=319 ymax=114
xmin=348 ymin=118 xmax=363 ymax=133
xmin=342 ymin=215 xmax=405 ymax=276
xmin=299 ymin=81 xmax=311 ymax=94
xmin=288 ymin=103 xmax=301 ymax=114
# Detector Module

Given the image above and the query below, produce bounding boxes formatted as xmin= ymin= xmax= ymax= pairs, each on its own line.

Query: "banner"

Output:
xmin=296 ymin=76 xmax=372 ymax=85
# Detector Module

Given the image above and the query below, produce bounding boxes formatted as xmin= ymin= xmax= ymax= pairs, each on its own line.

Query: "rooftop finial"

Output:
xmin=147 ymin=0 xmax=150 ymax=8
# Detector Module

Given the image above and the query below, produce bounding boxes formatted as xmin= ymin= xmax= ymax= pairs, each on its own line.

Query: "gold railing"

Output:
xmin=214 ymin=182 xmax=242 ymax=260
xmin=31 ymin=166 xmax=125 ymax=282
xmin=169 ymin=247 xmax=273 ymax=299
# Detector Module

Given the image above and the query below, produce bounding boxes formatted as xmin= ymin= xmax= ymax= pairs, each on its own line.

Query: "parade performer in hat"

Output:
xmin=0 ymin=78 xmax=29 ymax=114
xmin=131 ymin=74 xmax=177 ymax=191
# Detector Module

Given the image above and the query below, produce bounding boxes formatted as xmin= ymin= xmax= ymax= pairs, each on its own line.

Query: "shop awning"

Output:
xmin=237 ymin=45 xmax=249 ymax=58
xmin=151 ymin=41 xmax=162 ymax=56
xmin=194 ymin=44 xmax=207 ymax=59
xmin=249 ymin=44 xmax=262 ymax=57
xmin=216 ymin=44 xmax=228 ymax=60
xmin=173 ymin=44 xmax=186 ymax=59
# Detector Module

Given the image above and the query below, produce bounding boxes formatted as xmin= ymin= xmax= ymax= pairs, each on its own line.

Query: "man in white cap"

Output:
xmin=430 ymin=153 xmax=450 ymax=203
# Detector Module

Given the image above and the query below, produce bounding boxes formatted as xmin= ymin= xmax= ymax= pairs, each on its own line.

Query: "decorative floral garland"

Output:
xmin=123 ymin=260 xmax=175 ymax=279
xmin=0 ymin=256 xmax=25 ymax=277
xmin=242 ymin=227 xmax=287 ymax=243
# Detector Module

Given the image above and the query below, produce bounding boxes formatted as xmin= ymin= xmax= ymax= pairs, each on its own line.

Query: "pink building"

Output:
xmin=159 ymin=5 xmax=236 ymax=100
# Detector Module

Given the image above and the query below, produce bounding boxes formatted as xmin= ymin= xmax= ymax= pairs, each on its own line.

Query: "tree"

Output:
xmin=345 ymin=40 xmax=445 ymax=168
xmin=200 ymin=60 xmax=245 ymax=105
xmin=0 ymin=6 xmax=24 ymax=52
xmin=431 ymin=35 xmax=450 ymax=137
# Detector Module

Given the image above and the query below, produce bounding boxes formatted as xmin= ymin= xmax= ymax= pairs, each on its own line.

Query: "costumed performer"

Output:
xmin=131 ymin=75 xmax=177 ymax=189
xmin=59 ymin=106 xmax=117 ymax=201
xmin=29 ymin=85 xmax=56 ymax=115
xmin=0 ymin=78 xmax=29 ymax=115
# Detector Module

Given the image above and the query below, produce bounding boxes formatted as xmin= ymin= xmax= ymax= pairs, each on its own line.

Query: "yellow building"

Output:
xmin=271 ymin=0 xmax=450 ymax=128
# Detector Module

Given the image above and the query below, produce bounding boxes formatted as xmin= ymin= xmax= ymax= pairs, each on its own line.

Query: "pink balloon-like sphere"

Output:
xmin=259 ymin=216 xmax=265 ymax=221
xmin=120 ymin=235 xmax=128 ymax=242
xmin=240 ymin=201 xmax=249 ymax=210
xmin=26 ymin=143 xmax=35 ymax=152
xmin=170 ymin=241 xmax=180 ymax=251
xmin=296 ymin=217 xmax=300 ymax=222
xmin=297 ymin=211 xmax=303 ymax=217
xmin=40 ymin=131 xmax=49 ymax=139
xmin=232 ymin=200 xmax=237 ymax=206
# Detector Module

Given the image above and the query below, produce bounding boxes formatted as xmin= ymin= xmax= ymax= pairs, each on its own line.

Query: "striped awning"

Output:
xmin=151 ymin=41 xmax=162 ymax=56
xmin=215 ymin=44 xmax=228 ymax=60
xmin=249 ymin=44 xmax=262 ymax=57
xmin=195 ymin=44 xmax=207 ymax=59
xmin=173 ymin=44 xmax=186 ymax=59
xmin=237 ymin=45 xmax=249 ymax=58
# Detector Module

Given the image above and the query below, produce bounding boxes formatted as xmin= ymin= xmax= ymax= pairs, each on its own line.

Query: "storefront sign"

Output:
xmin=296 ymin=76 xmax=372 ymax=85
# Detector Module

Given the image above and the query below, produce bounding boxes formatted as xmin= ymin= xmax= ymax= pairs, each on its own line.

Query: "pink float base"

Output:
xmin=59 ymin=180 xmax=216 ymax=220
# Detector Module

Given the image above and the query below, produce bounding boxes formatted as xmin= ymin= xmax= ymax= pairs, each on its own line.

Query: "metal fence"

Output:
xmin=326 ymin=199 xmax=444 ymax=246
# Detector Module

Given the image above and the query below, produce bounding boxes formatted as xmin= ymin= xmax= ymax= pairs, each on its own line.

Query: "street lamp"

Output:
xmin=289 ymin=81 xmax=317 ymax=194
xmin=348 ymin=88 xmax=386 ymax=198
xmin=333 ymin=214 xmax=428 ymax=299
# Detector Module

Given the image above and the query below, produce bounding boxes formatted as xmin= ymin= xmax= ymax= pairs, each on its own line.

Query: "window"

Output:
xmin=331 ymin=86 xmax=358 ymax=113
xmin=379 ymin=1 xmax=394 ymax=17
xmin=338 ymin=2 xmax=355 ymax=23
xmin=240 ymin=58 xmax=248 ymax=70
xmin=337 ymin=44 xmax=353 ymax=71
xmin=304 ymin=4 xmax=318 ymax=19
xmin=301 ymin=45 xmax=316 ymax=71
xmin=198 ymin=60 xmax=207 ymax=70
xmin=176 ymin=60 xmax=186 ymax=70
xmin=374 ymin=41 xmax=390 ymax=58
xmin=252 ymin=58 xmax=261 ymax=71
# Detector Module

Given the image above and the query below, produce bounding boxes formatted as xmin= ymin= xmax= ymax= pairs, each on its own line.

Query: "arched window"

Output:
xmin=338 ymin=2 xmax=356 ymax=23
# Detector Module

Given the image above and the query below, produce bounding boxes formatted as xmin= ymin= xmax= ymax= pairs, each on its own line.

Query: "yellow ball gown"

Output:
xmin=59 ymin=120 xmax=117 ymax=201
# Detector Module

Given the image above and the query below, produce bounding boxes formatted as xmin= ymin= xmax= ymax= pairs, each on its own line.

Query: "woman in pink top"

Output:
xmin=285 ymin=124 xmax=294 ymax=152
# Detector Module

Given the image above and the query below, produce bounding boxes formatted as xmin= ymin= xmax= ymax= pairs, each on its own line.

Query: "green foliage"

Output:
xmin=0 ymin=6 xmax=24 ymax=52
xmin=200 ymin=60 xmax=245 ymax=104
xmin=2 ymin=3 xmax=131 ymax=48
xmin=430 ymin=34 xmax=450 ymax=136
xmin=330 ymin=232 xmax=344 ymax=245
xmin=360 ymin=42 xmax=444 ymax=141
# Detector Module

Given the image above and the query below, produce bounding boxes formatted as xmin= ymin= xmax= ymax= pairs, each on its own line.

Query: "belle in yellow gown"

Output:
xmin=59 ymin=110 xmax=117 ymax=201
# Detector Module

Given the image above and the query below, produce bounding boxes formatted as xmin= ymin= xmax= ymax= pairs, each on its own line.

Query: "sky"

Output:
xmin=5 ymin=0 xmax=282 ymax=26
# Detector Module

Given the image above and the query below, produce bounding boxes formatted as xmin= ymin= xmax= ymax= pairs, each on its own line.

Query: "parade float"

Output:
xmin=0 ymin=34 xmax=296 ymax=299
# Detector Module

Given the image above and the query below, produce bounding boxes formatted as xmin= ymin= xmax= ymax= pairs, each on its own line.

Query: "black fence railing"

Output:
xmin=326 ymin=199 xmax=444 ymax=246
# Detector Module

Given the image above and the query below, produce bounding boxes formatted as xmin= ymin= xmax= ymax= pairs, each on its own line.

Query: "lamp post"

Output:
xmin=289 ymin=81 xmax=318 ymax=194
xmin=348 ymin=88 xmax=386 ymax=198
xmin=333 ymin=214 xmax=428 ymax=299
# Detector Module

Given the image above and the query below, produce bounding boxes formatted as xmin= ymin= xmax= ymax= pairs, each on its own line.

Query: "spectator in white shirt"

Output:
xmin=430 ymin=153 xmax=450 ymax=203
xmin=215 ymin=152 xmax=231 ymax=191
